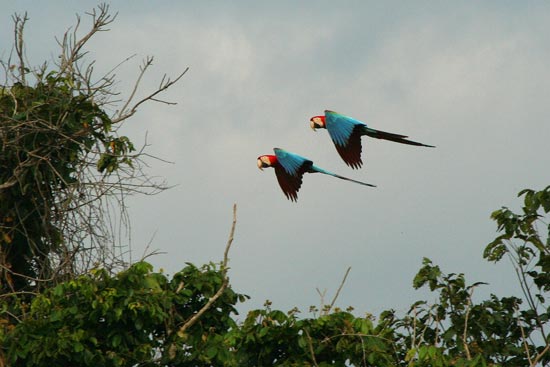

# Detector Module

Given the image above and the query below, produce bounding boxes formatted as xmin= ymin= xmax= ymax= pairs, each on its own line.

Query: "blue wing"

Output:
xmin=273 ymin=148 xmax=312 ymax=176
xmin=324 ymin=110 xmax=366 ymax=147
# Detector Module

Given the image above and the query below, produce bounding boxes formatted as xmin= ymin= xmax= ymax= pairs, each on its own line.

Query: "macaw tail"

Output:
xmin=330 ymin=173 xmax=377 ymax=187
xmin=312 ymin=166 xmax=376 ymax=188
xmin=364 ymin=127 xmax=435 ymax=148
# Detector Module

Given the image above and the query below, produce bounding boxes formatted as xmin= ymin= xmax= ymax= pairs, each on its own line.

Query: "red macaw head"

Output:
xmin=309 ymin=115 xmax=326 ymax=130
xmin=257 ymin=155 xmax=277 ymax=170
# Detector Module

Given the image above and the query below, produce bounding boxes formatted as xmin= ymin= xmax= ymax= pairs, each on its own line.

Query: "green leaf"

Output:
xmin=258 ymin=327 xmax=269 ymax=337
xmin=111 ymin=334 xmax=121 ymax=348
xmin=74 ymin=343 xmax=84 ymax=352
xmin=206 ymin=346 xmax=218 ymax=359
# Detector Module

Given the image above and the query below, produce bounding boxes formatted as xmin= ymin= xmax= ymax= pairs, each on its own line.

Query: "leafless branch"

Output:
xmin=137 ymin=230 xmax=167 ymax=264
xmin=0 ymin=291 xmax=39 ymax=299
xmin=507 ymin=243 xmax=549 ymax=344
xmin=316 ymin=287 xmax=326 ymax=312
xmin=304 ymin=329 xmax=320 ymax=367
xmin=327 ymin=266 xmax=351 ymax=314
xmin=531 ymin=344 xmax=550 ymax=367
xmin=0 ymin=263 xmax=55 ymax=283
xmin=178 ymin=204 xmax=237 ymax=335
xmin=113 ymin=65 xmax=188 ymax=124
xmin=0 ymin=177 xmax=18 ymax=191
xmin=58 ymin=4 xmax=117 ymax=76
xmin=462 ymin=289 xmax=473 ymax=360
xmin=117 ymin=57 xmax=154 ymax=119
xmin=518 ymin=308 xmax=533 ymax=365
xmin=12 ymin=12 xmax=28 ymax=84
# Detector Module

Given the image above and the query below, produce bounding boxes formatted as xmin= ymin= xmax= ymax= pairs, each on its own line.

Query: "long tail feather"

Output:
xmin=330 ymin=173 xmax=377 ymax=187
xmin=364 ymin=127 xmax=435 ymax=147
xmin=312 ymin=166 xmax=376 ymax=187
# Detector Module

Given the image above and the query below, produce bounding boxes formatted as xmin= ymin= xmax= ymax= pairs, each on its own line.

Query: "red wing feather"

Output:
xmin=334 ymin=125 xmax=364 ymax=169
xmin=274 ymin=165 xmax=305 ymax=202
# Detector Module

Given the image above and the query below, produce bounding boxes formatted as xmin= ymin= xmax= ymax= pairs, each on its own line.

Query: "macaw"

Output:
xmin=310 ymin=110 xmax=435 ymax=169
xmin=257 ymin=148 xmax=375 ymax=201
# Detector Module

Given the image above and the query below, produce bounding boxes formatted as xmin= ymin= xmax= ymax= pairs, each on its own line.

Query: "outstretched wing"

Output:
xmin=274 ymin=148 xmax=312 ymax=176
xmin=273 ymin=148 xmax=313 ymax=201
xmin=325 ymin=111 xmax=365 ymax=169
xmin=333 ymin=126 xmax=364 ymax=169
xmin=324 ymin=110 xmax=359 ymax=147
xmin=273 ymin=166 xmax=303 ymax=202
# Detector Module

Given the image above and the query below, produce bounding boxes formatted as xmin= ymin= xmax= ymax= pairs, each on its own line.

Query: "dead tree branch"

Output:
xmin=178 ymin=204 xmax=237 ymax=335
xmin=12 ymin=12 xmax=28 ymax=84
xmin=58 ymin=3 xmax=117 ymax=76
xmin=113 ymin=64 xmax=188 ymax=124
xmin=328 ymin=266 xmax=351 ymax=312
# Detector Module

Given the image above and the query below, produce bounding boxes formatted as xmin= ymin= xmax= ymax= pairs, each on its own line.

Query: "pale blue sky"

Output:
xmin=2 ymin=2 xmax=550 ymax=316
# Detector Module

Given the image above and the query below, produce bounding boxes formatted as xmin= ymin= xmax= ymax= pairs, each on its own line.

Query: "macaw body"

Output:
xmin=310 ymin=110 xmax=435 ymax=169
xmin=257 ymin=148 xmax=375 ymax=201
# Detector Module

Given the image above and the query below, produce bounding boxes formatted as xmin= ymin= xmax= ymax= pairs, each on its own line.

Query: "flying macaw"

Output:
xmin=257 ymin=148 xmax=375 ymax=201
xmin=310 ymin=110 xmax=435 ymax=169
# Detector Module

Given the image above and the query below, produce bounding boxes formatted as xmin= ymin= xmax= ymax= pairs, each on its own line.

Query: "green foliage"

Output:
xmin=233 ymin=303 xmax=397 ymax=366
xmin=0 ymin=11 xmax=139 ymax=294
xmin=395 ymin=185 xmax=550 ymax=366
xmin=402 ymin=258 xmax=527 ymax=366
xmin=483 ymin=185 xmax=550 ymax=366
xmin=0 ymin=261 xmax=399 ymax=367
xmin=0 ymin=75 xmax=135 ymax=292
xmin=484 ymin=186 xmax=550 ymax=263
xmin=3 ymin=261 xmax=245 ymax=367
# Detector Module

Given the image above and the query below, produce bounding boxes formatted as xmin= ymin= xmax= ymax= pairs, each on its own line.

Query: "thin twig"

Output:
xmin=304 ymin=329 xmax=320 ymax=367
xmin=316 ymin=287 xmax=326 ymax=312
xmin=0 ymin=291 xmax=39 ymax=299
xmin=13 ymin=13 xmax=28 ymax=84
xmin=509 ymin=245 xmax=548 ymax=342
xmin=518 ymin=311 xmax=533 ymax=365
xmin=0 ymin=263 xmax=55 ymax=283
xmin=462 ymin=289 xmax=473 ymax=360
xmin=531 ymin=344 xmax=550 ymax=367
xmin=117 ymin=57 xmax=153 ymax=119
xmin=113 ymin=66 xmax=189 ymax=124
xmin=178 ymin=204 xmax=237 ymax=335
xmin=0 ymin=176 xmax=18 ymax=190
xmin=58 ymin=4 xmax=116 ymax=76
xmin=327 ymin=266 xmax=351 ymax=314
xmin=221 ymin=204 xmax=237 ymax=276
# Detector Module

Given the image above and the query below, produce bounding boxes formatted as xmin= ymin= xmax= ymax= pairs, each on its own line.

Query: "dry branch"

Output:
xmin=113 ymin=63 xmax=189 ymax=124
xmin=12 ymin=13 xmax=28 ymax=84
xmin=178 ymin=204 xmax=237 ymax=335
xmin=320 ymin=266 xmax=351 ymax=316
xmin=328 ymin=266 xmax=351 ymax=313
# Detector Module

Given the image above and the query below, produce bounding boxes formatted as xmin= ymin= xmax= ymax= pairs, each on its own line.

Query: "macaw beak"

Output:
xmin=309 ymin=119 xmax=317 ymax=131
xmin=257 ymin=159 xmax=264 ymax=170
